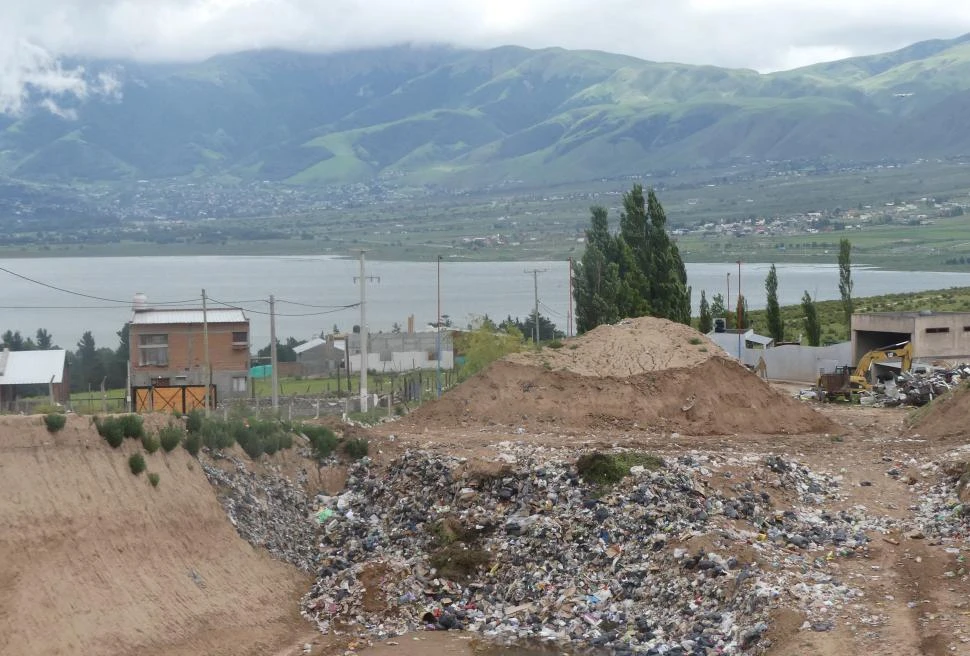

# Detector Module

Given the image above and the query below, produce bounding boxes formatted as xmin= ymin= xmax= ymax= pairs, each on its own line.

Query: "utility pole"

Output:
xmin=726 ymin=273 xmax=731 ymax=328
xmin=270 ymin=294 xmax=278 ymax=412
xmin=524 ymin=268 xmax=547 ymax=344
xmin=354 ymin=251 xmax=380 ymax=412
xmin=736 ymin=260 xmax=743 ymax=360
xmin=567 ymin=257 xmax=574 ymax=337
xmin=202 ymin=288 xmax=210 ymax=415
xmin=436 ymin=254 xmax=442 ymax=399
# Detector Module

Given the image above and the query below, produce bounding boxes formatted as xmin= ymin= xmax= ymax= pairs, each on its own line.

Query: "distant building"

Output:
xmin=128 ymin=302 xmax=250 ymax=413
xmin=293 ymin=335 xmax=347 ymax=377
xmin=346 ymin=330 xmax=454 ymax=373
xmin=0 ymin=348 xmax=69 ymax=410
xmin=852 ymin=311 xmax=970 ymax=363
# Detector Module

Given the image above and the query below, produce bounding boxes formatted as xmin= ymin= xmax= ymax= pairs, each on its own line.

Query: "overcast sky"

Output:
xmin=3 ymin=0 xmax=970 ymax=115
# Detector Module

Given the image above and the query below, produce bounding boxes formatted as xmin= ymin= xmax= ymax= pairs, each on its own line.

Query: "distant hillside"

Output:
xmin=4 ymin=35 xmax=970 ymax=187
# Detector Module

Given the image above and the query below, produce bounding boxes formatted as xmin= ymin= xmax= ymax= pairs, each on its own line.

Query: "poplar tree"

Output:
xmin=838 ymin=238 xmax=854 ymax=329
xmin=698 ymin=291 xmax=713 ymax=334
xmin=802 ymin=291 xmax=821 ymax=346
xmin=765 ymin=264 xmax=784 ymax=342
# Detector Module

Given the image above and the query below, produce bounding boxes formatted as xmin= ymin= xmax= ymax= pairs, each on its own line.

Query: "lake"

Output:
xmin=4 ymin=256 xmax=970 ymax=349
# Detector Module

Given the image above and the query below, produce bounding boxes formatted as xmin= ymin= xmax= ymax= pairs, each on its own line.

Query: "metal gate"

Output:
xmin=133 ymin=386 xmax=215 ymax=414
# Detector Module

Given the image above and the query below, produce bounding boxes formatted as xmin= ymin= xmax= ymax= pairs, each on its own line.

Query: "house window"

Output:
xmin=231 ymin=376 xmax=248 ymax=393
xmin=232 ymin=331 xmax=248 ymax=348
xmin=138 ymin=334 xmax=168 ymax=366
xmin=925 ymin=327 xmax=950 ymax=334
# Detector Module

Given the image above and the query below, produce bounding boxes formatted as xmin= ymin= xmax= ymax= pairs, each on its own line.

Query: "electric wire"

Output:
xmin=206 ymin=295 xmax=359 ymax=317
xmin=0 ymin=265 xmax=200 ymax=306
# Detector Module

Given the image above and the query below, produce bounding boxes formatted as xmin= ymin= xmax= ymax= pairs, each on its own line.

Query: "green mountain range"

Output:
xmin=4 ymin=34 xmax=970 ymax=187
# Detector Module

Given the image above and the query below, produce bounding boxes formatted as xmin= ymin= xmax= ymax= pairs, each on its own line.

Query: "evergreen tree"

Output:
xmin=573 ymin=186 xmax=691 ymax=332
xmin=35 ymin=328 xmax=53 ymax=350
xmin=709 ymin=293 xmax=726 ymax=320
xmin=698 ymin=291 xmax=713 ymax=334
xmin=1 ymin=330 xmax=25 ymax=350
xmin=765 ymin=264 xmax=785 ymax=342
xmin=74 ymin=331 xmax=105 ymax=391
xmin=838 ymin=238 xmax=854 ymax=328
xmin=736 ymin=295 xmax=751 ymax=329
xmin=574 ymin=206 xmax=621 ymax=333
xmin=802 ymin=291 xmax=822 ymax=346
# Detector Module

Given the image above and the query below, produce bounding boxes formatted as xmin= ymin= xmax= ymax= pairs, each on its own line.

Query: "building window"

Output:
xmin=964 ymin=326 xmax=970 ymax=332
xmin=427 ymin=350 xmax=438 ymax=361
xmin=138 ymin=334 xmax=168 ymax=366
xmin=925 ymin=327 xmax=950 ymax=334
xmin=232 ymin=331 xmax=248 ymax=348
xmin=231 ymin=376 xmax=248 ymax=393
xmin=380 ymin=350 xmax=393 ymax=362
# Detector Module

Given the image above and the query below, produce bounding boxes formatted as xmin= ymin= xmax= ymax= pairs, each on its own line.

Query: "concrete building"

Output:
xmin=129 ymin=306 xmax=250 ymax=412
xmin=293 ymin=335 xmax=347 ymax=377
xmin=346 ymin=330 xmax=453 ymax=373
xmin=0 ymin=348 xmax=69 ymax=410
xmin=852 ymin=311 xmax=970 ymax=363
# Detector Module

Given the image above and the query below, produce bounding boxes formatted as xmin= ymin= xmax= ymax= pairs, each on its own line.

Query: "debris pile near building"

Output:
xmin=863 ymin=364 xmax=970 ymax=408
xmin=410 ymin=317 xmax=834 ymax=436
xmin=202 ymin=453 xmax=318 ymax=571
xmin=298 ymin=448 xmax=900 ymax=654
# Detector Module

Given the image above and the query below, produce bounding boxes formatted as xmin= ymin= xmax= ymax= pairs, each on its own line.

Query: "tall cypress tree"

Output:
xmin=573 ymin=206 xmax=621 ymax=333
xmin=698 ymin=291 xmax=713 ymax=334
xmin=802 ymin=291 xmax=821 ymax=346
xmin=838 ymin=238 xmax=854 ymax=329
xmin=765 ymin=264 xmax=784 ymax=342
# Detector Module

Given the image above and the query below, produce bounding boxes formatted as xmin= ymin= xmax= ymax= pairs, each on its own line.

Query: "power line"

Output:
xmin=275 ymin=298 xmax=361 ymax=309
xmin=206 ymin=295 xmax=359 ymax=317
xmin=0 ymin=265 xmax=199 ymax=306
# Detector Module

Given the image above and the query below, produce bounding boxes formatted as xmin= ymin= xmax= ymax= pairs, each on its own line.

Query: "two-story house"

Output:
xmin=129 ymin=305 xmax=250 ymax=413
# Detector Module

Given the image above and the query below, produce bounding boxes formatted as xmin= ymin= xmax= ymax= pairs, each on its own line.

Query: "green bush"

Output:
xmin=302 ymin=424 xmax=338 ymax=459
xmin=183 ymin=431 xmax=201 ymax=457
xmin=95 ymin=417 xmax=124 ymax=448
xmin=141 ymin=433 xmax=160 ymax=454
xmin=576 ymin=451 xmax=663 ymax=486
xmin=35 ymin=403 xmax=63 ymax=415
xmin=129 ymin=453 xmax=146 ymax=475
xmin=279 ymin=432 xmax=293 ymax=450
xmin=117 ymin=414 xmax=145 ymax=439
xmin=547 ymin=340 xmax=564 ymax=349
xmin=43 ymin=413 xmax=67 ymax=433
xmin=342 ymin=437 xmax=369 ymax=460
xmin=185 ymin=409 xmax=204 ymax=434
xmin=158 ymin=425 xmax=182 ymax=452
xmin=148 ymin=472 xmax=160 ymax=487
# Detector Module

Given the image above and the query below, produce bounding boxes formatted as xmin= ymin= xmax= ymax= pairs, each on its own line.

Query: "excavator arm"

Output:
xmin=851 ymin=341 xmax=912 ymax=389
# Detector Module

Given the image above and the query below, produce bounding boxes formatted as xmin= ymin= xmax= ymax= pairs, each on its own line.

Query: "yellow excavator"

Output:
xmin=850 ymin=341 xmax=913 ymax=390
xmin=815 ymin=341 xmax=913 ymax=401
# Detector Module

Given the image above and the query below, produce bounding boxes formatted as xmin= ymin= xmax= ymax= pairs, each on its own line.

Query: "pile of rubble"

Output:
xmin=299 ymin=448 xmax=889 ymax=653
xmin=201 ymin=454 xmax=318 ymax=571
xmin=862 ymin=363 xmax=970 ymax=407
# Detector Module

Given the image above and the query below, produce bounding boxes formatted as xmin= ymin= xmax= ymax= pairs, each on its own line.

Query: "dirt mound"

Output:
xmin=0 ymin=414 xmax=311 ymax=656
xmin=908 ymin=384 xmax=970 ymax=439
xmin=410 ymin=356 xmax=834 ymax=435
xmin=506 ymin=316 xmax=725 ymax=376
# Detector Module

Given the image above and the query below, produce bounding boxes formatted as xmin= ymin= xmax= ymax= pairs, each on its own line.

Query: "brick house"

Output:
xmin=129 ymin=307 xmax=250 ymax=412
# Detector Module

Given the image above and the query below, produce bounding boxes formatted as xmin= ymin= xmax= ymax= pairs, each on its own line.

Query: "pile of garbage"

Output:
xmin=300 ymin=448 xmax=882 ymax=653
xmin=201 ymin=454 xmax=318 ymax=571
xmin=862 ymin=363 xmax=970 ymax=407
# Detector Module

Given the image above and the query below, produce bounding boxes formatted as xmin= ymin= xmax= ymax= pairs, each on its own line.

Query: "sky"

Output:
xmin=3 ymin=0 xmax=970 ymax=116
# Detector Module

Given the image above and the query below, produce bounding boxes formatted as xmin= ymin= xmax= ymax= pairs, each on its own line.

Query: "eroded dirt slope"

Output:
xmin=0 ymin=414 xmax=311 ymax=656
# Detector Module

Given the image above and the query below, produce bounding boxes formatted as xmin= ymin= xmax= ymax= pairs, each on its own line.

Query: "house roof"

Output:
xmin=131 ymin=308 xmax=248 ymax=325
xmin=0 ymin=349 xmax=67 ymax=385
xmin=293 ymin=338 xmax=326 ymax=354
xmin=746 ymin=333 xmax=775 ymax=346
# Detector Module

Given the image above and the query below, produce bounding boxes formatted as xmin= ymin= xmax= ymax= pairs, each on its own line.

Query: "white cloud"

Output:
xmin=3 ymin=0 xmax=970 ymax=115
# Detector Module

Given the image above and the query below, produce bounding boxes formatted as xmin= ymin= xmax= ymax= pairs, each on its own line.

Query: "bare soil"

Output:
xmin=0 ymin=414 xmax=313 ymax=656
xmin=907 ymin=383 xmax=970 ymax=440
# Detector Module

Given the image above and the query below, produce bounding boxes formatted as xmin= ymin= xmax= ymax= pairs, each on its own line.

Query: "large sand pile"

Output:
xmin=909 ymin=384 xmax=970 ymax=439
xmin=506 ymin=316 xmax=727 ymax=376
xmin=0 ymin=415 xmax=310 ymax=656
xmin=415 ymin=317 xmax=833 ymax=435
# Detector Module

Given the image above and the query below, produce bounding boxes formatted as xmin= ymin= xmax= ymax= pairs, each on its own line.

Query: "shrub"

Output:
xmin=158 ymin=425 xmax=182 ymax=453
xmin=95 ymin=417 xmax=124 ymax=448
xmin=576 ymin=451 xmax=663 ymax=486
xmin=185 ymin=409 xmax=204 ymax=434
xmin=279 ymin=432 xmax=293 ymax=450
xmin=43 ymin=413 xmax=67 ymax=433
xmin=117 ymin=414 xmax=145 ymax=439
xmin=183 ymin=431 xmax=201 ymax=457
xmin=35 ymin=403 xmax=63 ymax=415
xmin=129 ymin=453 xmax=146 ymax=475
xmin=148 ymin=472 xmax=160 ymax=487
xmin=547 ymin=340 xmax=564 ymax=349
xmin=141 ymin=433 xmax=160 ymax=454
xmin=302 ymin=424 xmax=338 ymax=459
xmin=342 ymin=437 xmax=369 ymax=460
xmin=689 ymin=337 xmax=703 ymax=345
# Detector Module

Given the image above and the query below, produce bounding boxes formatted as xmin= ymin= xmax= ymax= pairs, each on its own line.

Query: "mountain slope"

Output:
xmin=3 ymin=35 xmax=970 ymax=187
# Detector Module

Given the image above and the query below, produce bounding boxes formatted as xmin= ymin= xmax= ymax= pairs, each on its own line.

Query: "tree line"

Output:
xmin=572 ymin=183 xmax=854 ymax=346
